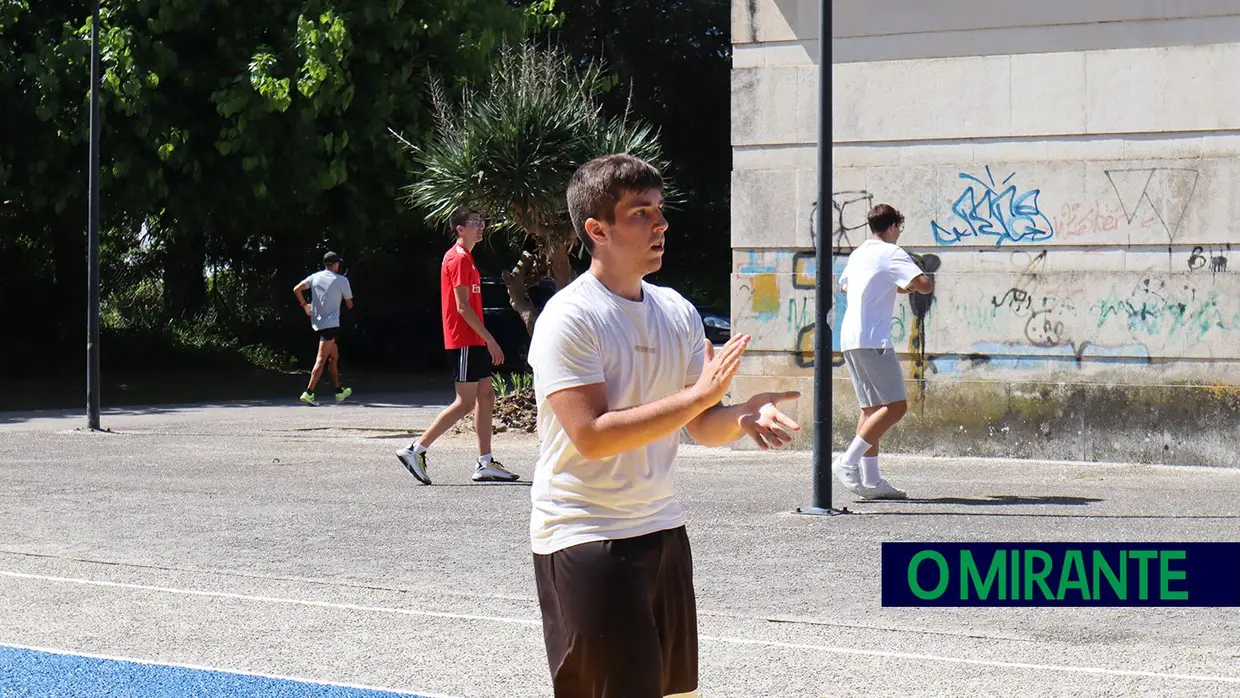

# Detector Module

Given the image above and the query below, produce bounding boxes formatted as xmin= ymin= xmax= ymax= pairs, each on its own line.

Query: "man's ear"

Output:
xmin=584 ymin=217 xmax=607 ymax=247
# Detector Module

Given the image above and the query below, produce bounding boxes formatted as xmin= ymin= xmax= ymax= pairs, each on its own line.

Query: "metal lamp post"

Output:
xmin=87 ymin=0 xmax=102 ymax=430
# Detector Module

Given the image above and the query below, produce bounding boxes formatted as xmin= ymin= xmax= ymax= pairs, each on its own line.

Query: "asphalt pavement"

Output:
xmin=1 ymin=393 xmax=1238 ymax=697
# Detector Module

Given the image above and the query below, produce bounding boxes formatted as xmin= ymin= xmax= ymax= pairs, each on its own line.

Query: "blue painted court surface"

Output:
xmin=0 ymin=645 xmax=431 ymax=698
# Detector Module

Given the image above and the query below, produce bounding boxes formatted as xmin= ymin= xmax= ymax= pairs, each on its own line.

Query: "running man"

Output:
xmin=395 ymin=207 xmax=519 ymax=485
xmin=833 ymin=203 xmax=933 ymax=499
xmin=294 ymin=251 xmax=354 ymax=406
xmin=527 ymin=154 xmax=801 ymax=697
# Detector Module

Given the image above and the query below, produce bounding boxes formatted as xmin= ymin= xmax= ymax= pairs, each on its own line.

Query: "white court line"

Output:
xmin=0 ymin=641 xmax=460 ymax=698
xmin=0 ymin=570 xmax=539 ymax=627
xmin=3 ymin=570 xmax=1240 ymax=686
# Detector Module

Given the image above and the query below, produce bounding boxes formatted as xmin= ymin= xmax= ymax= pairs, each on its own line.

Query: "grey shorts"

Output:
xmin=843 ymin=348 xmax=907 ymax=408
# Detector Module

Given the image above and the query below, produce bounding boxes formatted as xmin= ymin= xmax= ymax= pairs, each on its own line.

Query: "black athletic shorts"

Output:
xmin=533 ymin=526 xmax=698 ymax=698
xmin=447 ymin=345 xmax=492 ymax=383
xmin=317 ymin=327 xmax=340 ymax=342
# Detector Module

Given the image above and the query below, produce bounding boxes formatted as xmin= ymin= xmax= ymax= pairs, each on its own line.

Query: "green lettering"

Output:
xmin=1092 ymin=550 xmax=1127 ymax=600
xmin=909 ymin=551 xmax=949 ymax=600
xmin=1024 ymin=550 xmax=1054 ymax=600
xmin=1056 ymin=550 xmax=1090 ymax=600
xmin=1011 ymin=547 xmax=1020 ymax=599
xmin=1130 ymin=551 xmax=1158 ymax=600
xmin=1159 ymin=550 xmax=1188 ymax=601
xmin=962 ymin=550 xmax=1006 ymax=600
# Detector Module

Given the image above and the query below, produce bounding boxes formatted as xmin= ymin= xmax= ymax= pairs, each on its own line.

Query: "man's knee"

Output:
xmin=477 ymin=379 xmax=494 ymax=404
xmin=454 ymin=385 xmax=480 ymax=410
xmin=886 ymin=400 xmax=908 ymax=419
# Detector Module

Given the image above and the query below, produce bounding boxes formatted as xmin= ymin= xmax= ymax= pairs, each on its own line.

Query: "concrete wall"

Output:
xmin=731 ymin=1 xmax=1240 ymax=466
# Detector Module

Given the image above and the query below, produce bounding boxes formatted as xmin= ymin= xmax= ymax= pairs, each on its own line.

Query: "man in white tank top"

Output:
xmin=527 ymin=154 xmax=802 ymax=697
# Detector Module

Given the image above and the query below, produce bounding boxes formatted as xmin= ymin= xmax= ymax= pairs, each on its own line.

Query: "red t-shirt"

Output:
xmin=441 ymin=244 xmax=485 ymax=349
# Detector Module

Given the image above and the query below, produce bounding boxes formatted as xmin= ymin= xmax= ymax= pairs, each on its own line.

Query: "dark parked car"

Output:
xmin=697 ymin=307 xmax=732 ymax=346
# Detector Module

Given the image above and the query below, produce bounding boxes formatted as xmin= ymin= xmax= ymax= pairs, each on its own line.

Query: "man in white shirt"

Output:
xmin=526 ymin=154 xmax=801 ymax=698
xmin=293 ymin=251 xmax=354 ymax=406
xmin=834 ymin=204 xmax=933 ymax=499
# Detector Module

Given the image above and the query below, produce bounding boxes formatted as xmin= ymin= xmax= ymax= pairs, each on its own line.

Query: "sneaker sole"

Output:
xmin=396 ymin=454 xmax=432 ymax=485
xmin=472 ymin=473 xmax=520 ymax=483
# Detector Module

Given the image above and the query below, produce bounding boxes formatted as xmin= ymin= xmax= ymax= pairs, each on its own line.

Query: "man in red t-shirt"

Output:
xmin=396 ymin=206 xmax=519 ymax=484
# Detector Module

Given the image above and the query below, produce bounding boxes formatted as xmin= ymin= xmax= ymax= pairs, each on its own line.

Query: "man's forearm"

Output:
xmin=293 ymin=289 xmax=307 ymax=307
xmin=685 ymin=403 xmax=751 ymax=447
xmin=457 ymin=305 xmax=492 ymax=343
xmin=578 ymin=388 xmax=715 ymax=460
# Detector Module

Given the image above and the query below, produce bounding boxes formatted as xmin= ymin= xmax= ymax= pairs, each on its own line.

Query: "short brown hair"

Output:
xmin=449 ymin=206 xmax=483 ymax=236
xmin=567 ymin=154 xmax=664 ymax=254
xmin=867 ymin=203 xmax=904 ymax=233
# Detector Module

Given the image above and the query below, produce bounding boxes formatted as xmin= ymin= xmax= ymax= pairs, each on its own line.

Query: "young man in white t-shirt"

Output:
xmin=526 ymin=154 xmax=801 ymax=698
xmin=293 ymin=251 xmax=354 ymax=406
xmin=834 ymin=204 xmax=933 ymax=499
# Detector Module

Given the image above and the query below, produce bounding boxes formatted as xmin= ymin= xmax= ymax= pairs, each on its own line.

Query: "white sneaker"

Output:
xmin=832 ymin=456 xmax=866 ymax=496
xmin=859 ymin=478 xmax=908 ymax=500
xmin=395 ymin=448 xmax=431 ymax=485
xmin=472 ymin=459 xmax=519 ymax=482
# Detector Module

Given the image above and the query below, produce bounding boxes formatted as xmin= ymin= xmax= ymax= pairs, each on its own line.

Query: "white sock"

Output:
xmin=843 ymin=436 xmax=872 ymax=465
xmin=478 ymin=454 xmax=493 ymax=466
xmin=412 ymin=442 xmax=428 ymax=455
xmin=860 ymin=456 xmax=881 ymax=487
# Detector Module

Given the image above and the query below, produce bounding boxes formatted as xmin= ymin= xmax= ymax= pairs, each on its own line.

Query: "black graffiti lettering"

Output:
xmin=1188 ymin=246 xmax=1206 ymax=270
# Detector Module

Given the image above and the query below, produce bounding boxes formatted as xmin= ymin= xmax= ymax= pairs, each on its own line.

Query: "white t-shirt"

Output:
xmin=300 ymin=270 xmax=353 ymax=331
xmin=526 ymin=272 xmax=707 ymax=555
xmin=838 ymin=239 xmax=923 ymax=351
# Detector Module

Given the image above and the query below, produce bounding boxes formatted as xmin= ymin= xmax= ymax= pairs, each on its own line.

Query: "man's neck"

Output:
xmin=456 ymin=237 xmax=474 ymax=253
xmin=588 ymin=259 xmax=644 ymax=302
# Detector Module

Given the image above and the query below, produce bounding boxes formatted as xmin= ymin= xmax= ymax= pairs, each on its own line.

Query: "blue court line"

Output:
xmin=0 ymin=644 xmax=443 ymax=698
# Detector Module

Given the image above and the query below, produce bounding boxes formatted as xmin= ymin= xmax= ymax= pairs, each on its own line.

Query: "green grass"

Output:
xmin=493 ymin=371 xmax=533 ymax=399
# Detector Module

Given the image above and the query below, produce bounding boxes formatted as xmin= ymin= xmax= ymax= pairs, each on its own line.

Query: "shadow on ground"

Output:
xmin=2 ymin=369 xmax=458 ymax=425
xmin=898 ymin=495 xmax=1105 ymax=506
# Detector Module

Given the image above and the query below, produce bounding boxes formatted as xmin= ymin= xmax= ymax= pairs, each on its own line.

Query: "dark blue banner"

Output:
xmin=882 ymin=542 xmax=1240 ymax=607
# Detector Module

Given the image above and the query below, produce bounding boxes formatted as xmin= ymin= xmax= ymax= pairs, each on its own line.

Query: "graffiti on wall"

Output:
xmin=737 ymin=163 xmax=1235 ymax=384
xmin=824 ymin=190 xmax=874 ymax=252
xmin=1103 ymin=168 xmax=1199 ymax=243
xmin=736 ymin=250 xmax=834 ymax=368
xmin=736 ymin=249 xmax=924 ymax=371
xmin=906 ymin=253 xmax=941 ymax=397
xmin=938 ymin=247 xmax=1239 ymax=368
xmin=1093 ymin=277 xmax=1238 ymax=345
xmin=1188 ymin=245 xmax=1230 ymax=273
xmin=931 ymin=166 xmax=1055 ymax=247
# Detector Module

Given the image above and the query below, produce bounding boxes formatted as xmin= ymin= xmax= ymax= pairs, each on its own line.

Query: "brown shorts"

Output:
xmin=533 ymin=526 xmax=698 ymax=698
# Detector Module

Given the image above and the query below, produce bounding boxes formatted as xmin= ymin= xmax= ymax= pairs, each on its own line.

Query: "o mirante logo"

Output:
xmin=881 ymin=543 xmax=1240 ymax=607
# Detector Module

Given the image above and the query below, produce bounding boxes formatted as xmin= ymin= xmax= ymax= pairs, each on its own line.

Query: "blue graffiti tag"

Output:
xmin=931 ymin=166 xmax=1055 ymax=247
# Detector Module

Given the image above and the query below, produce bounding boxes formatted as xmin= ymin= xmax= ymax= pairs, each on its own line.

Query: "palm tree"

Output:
xmin=394 ymin=41 xmax=672 ymax=334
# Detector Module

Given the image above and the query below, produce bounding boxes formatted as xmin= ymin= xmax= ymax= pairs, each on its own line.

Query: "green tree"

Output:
xmin=397 ymin=41 xmax=672 ymax=334
xmin=537 ymin=0 xmax=732 ymax=308
xmin=1 ymin=0 xmax=552 ymax=373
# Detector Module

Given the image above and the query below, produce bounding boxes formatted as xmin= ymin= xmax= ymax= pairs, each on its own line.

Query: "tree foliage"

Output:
xmin=397 ymin=41 xmax=672 ymax=334
xmin=534 ymin=0 xmax=732 ymax=307
xmin=0 ymin=0 xmax=545 ymax=373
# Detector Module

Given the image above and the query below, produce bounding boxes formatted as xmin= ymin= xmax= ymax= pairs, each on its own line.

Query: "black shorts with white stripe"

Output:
xmin=446 ymin=345 xmax=493 ymax=383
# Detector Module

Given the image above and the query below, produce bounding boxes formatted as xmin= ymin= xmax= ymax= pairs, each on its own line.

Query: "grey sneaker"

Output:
xmin=832 ymin=456 xmax=866 ymax=496
xmin=859 ymin=478 xmax=908 ymax=500
xmin=395 ymin=448 xmax=431 ymax=485
xmin=472 ymin=459 xmax=519 ymax=482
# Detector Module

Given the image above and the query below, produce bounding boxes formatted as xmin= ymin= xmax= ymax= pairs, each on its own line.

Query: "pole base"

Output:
xmin=792 ymin=506 xmax=850 ymax=516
